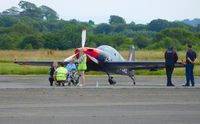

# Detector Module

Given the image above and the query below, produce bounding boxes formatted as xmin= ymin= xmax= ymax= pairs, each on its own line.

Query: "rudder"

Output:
xmin=128 ymin=46 xmax=135 ymax=62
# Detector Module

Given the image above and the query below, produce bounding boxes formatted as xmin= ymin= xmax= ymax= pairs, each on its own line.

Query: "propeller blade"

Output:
xmin=64 ymin=54 xmax=77 ymax=62
xmin=82 ymin=29 xmax=86 ymax=48
xmin=86 ymin=54 xmax=99 ymax=64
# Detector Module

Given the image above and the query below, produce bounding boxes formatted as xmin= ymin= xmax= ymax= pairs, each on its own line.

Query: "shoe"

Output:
xmin=191 ymin=83 xmax=195 ymax=87
xmin=182 ymin=84 xmax=189 ymax=87
xmin=170 ymin=84 xmax=175 ymax=86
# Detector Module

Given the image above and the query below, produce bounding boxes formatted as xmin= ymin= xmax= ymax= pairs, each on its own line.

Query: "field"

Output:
xmin=0 ymin=50 xmax=199 ymax=75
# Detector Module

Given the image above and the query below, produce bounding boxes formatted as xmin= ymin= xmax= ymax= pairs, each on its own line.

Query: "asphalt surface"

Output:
xmin=0 ymin=75 xmax=200 ymax=124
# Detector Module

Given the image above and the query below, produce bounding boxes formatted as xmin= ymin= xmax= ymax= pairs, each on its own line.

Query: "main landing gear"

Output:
xmin=108 ymin=76 xmax=116 ymax=85
xmin=106 ymin=72 xmax=116 ymax=85
xmin=106 ymin=72 xmax=136 ymax=85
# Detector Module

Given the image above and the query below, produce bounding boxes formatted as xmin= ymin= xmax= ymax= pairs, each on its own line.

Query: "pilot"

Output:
xmin=164 ymin=46 xmax=178 ymax=86
xmin=77 ymin=48 xmax=87 ymax=87
xmin=183 ymin=44 xmax=197 ymax=87
xmin=54 ymin=62 xmax=68 ymax=86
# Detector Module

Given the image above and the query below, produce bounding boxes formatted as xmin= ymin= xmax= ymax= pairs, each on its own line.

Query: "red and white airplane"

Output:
xmin=15 ymin=29 xmax=184 ymax=85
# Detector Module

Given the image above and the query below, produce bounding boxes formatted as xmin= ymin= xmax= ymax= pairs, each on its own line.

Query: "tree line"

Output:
xmin=0 ymin=1 xmax=200 ymax=50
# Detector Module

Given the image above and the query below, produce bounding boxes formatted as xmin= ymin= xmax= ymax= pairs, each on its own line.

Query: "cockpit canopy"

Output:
xmin=97 ymin=45 xmax=125 ymax=62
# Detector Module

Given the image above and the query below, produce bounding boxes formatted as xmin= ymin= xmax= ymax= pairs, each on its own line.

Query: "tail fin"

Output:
xmin=128 ymin=46 xmax=135 ymax=62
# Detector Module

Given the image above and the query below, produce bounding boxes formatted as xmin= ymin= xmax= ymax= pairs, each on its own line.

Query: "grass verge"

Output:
xmin=0 ymin=62 xmax=199 ymax=76
xmin=0 ymin=63 xmax=49 ymax=75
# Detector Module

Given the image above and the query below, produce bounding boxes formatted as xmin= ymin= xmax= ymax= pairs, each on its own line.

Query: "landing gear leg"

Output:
xmin=106 ymin=72 xmax=116 ymax=85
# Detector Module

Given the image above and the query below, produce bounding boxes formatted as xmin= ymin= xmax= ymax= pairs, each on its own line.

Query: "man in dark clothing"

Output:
xmin=183 ymin=44 xmax=197 ymax=87
xmin=49 ymin=62 xmax=57 ymax=86
xmin=164 ymin=47 xmax=178 ymax=86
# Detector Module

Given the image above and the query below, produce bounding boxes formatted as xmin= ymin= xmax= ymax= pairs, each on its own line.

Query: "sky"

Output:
xmin=0 ymin=0 xmax=200 ymax=24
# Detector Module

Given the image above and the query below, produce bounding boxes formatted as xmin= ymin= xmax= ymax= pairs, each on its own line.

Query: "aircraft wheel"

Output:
xmin=108 ymin=77 xmax=116 ymax=85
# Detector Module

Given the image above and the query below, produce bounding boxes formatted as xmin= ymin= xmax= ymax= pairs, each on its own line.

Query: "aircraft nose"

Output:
xmin=74 ymin=48 xmax=80 ymax=58
xmin=74 ymin=48 xmax=87 ymax=59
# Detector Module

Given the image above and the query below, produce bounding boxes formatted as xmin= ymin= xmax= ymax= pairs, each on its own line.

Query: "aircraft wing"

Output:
xmin=14 ymin=60 xmax=63 ymax=66
xmin=104 ymin=61 xmax=185 ymax=70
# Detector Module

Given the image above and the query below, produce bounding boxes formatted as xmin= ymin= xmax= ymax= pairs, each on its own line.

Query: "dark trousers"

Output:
xmin=186 ymin=63 xmax=195 ymax=86
xmin=165 ymin=65 xmax=174 ymax=86
xmin=49 ymin=77 xmax=54 ymax=86
xmin=56 ymin=80 xmax=66 ymax=86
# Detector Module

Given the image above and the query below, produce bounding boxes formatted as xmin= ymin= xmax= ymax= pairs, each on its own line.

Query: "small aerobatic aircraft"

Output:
xmin=15 ymin=29 xmax=184 ymax=85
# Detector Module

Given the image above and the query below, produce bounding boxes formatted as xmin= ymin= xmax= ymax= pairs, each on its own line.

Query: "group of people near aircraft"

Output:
xmin=164 ymin=44 xmax=197 ymax=87
xmin=48 ymin=48 xmax=87 ymax=87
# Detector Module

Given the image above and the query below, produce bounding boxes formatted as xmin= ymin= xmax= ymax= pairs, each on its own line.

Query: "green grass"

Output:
xmin=0 ymin=63 xmax=49 ymax=75
xmin=136 ymin=66 xmax=200 ymax=76
xmin=1 ymin=62 xmax=199 ymax=76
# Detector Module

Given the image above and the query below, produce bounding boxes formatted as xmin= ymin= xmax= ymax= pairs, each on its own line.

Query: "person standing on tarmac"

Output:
xmin=182 ymin=44 xmax=197 ymax=87
xmin=164 ymin=47 xmax=178 ymax=86
xmin=54 ymin=62 xmax=68 ymax=86
xmin=77 ymin=48 xmax=87 ymax=87
xmin=49 ymin=62 xmax=57 ymax=86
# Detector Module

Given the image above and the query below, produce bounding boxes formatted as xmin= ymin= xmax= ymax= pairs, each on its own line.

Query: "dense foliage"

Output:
xmin=0 ymin=1 xmax=200 ymax=50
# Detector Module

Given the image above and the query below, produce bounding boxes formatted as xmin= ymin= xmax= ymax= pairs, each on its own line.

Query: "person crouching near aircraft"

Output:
xmin=77 ymin=48 xmax=87 ymax=87
xmin=66 ymin=59 xmax=77 ymax=86
xmin=164 ymin=46 xmax=178 ymax=86
xmin=54 ymin=62 xmax=68 ymax=86
xmin=49 ymin=62 xmax=57 ymax=86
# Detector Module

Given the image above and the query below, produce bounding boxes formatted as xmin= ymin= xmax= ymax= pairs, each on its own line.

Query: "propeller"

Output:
xmin=64 ymin=53 xmax=77 ymax=62
xmin=86 ymin=54 xmax=99 ymax=64
xmin=81 ymin=29 xmax=100 ymax=64
xmin=64 ymin=28 xmax=99 ymax=65
xmin=82 ymin=29 xmax=86 ymax=48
